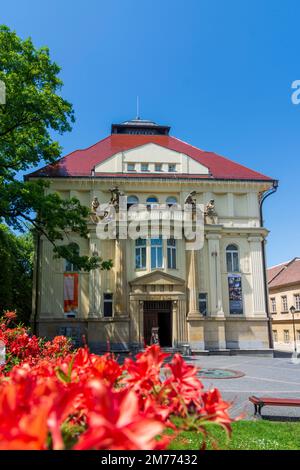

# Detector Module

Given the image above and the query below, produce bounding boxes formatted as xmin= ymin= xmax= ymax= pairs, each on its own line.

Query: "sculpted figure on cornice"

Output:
xmin=205 ymin=199 xmax=218 ymax=225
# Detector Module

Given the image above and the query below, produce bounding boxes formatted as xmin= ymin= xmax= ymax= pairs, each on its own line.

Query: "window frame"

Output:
xmin=168 ymin=163 xmax=176 ymax=173
xmin=155 ymin=163 xmax=163 ymax=172
xmin=166 ymin=196 xmax=178 ymax=207
xmin=167 ymin=238 xmax=177 ymax=269
xmin=281 ymin=295 xmax=288 ymax=313
xmin=294 ymin=294 xmax=300 ymax=311
xmin=199 ymin=293 xmax=208 ymax=316
xmin=150 ymin=238 xmax=163 ymax=269
xmin=135 ymin=238 xmax=147 ymax=270
xmin=146 ymin=196 xmax=159 ymax=209
xmin=127 ymin=163 xmax=136 ymax=172
xmin=103 ymin=293 xmax=113 ymax=318
xmin=284 ymin=329 xmax=290 ymax=343
xmin=270 ymin=297 xmax=277 ymax=314
xmin=64 ymin=243 xmax=80 ymax=273
xmin=226 ymin=244 xmax=240 ymax=273
xmin=141 ymin=163 xmax=149 ymax=172
xmin=127 ymin=195 xmax=139 ymax=210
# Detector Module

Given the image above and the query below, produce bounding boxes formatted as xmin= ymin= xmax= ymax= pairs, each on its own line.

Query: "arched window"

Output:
xmin=146 ymin=196 xmax=158 ymax=209
xmin=127 ymin=195 xmax=139 ymax=209
xmin=166 ymin=196 xmax=178 ymax=207
xmin=226 ymin=244 xmax=239 ymax=273
xmin=65 ymin=243 xmax=80 ymax=272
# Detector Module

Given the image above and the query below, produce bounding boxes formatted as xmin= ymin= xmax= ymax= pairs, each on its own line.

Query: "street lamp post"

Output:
xmin=290 ymin=305 xmax=297 ymax=357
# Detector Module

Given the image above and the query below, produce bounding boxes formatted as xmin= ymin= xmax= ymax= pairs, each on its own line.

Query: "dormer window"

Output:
xmin=155 ymin=163 xmax=163 ymax=172
xmin=141 ymin=163 xmax=149 ymax=172
xmin=127 ymin=163 xmax=135 ymax=172
xmin=168 ymin=164 xmax=176 ymax=172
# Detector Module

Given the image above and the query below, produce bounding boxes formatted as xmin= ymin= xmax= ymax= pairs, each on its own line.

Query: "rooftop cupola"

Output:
xmin=111 ymin=118 xmax=170 ymax=135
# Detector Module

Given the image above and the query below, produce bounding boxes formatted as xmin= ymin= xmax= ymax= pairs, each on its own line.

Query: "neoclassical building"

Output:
xmin=28 ymin=118 xmax=277 ymax=353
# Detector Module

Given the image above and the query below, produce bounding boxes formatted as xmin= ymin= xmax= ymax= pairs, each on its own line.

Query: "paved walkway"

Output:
xmin=184 ymin=355 xmax=300 ymax=420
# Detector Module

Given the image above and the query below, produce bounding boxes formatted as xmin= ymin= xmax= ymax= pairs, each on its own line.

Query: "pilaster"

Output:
xmin=206 ymin=233 xmax=224 ymax=317
xmin=248 ymin=236 xmax=267 ymax=317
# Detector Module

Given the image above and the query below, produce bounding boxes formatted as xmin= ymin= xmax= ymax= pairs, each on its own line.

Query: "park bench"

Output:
xmin=249 ymin=395 xmax=300 ymax=417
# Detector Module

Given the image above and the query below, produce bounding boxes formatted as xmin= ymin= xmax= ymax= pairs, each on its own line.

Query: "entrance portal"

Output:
xmin=143 ymin=300 xmax=172 ymax=347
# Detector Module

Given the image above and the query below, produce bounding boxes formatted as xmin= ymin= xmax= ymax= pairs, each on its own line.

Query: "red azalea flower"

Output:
xmin=164 ymin=353 xmax=203 ymax=412
xmin=75 ymin=380 xmax=165 ymax=450
xmin=4 ymin=311 xmax=17 ymax=321
xmin=201 ymin=388 xmax=232 ymax=433
xmin=123 ymin=345 xmax=169 ymax=391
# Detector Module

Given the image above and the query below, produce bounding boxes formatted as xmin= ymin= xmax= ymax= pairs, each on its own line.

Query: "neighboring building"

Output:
xmin=27 ymin=118 xmax=277 ymax=353
xmin=268 ymin=258 xmax=300 ymax=351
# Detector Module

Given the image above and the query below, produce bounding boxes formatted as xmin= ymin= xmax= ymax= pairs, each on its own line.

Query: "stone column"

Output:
xmin=186 ymin=245 xmax=200 ymax=317
xmin=206 ymin=233 xmax=224 ymax=317
xmin=175 ymin=299 xmax=188 ymax=346
xmin=114 ymin=238 xmax=128 ymax=317
xmin=88 ymin=235 xmax=101 ymax=318
xmin=248 ymin=236 xmax=266 ymax=317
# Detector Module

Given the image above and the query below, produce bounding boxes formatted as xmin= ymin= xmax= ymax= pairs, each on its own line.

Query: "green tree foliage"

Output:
xmin=0 ymin=25 xmax=111 ymax=271
xmin=0 ymin=224 xmax=33 ymax=323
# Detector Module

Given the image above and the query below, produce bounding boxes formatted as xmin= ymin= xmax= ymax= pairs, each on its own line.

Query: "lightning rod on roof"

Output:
xmin=136 ymin=96 xmax=140 ymax=120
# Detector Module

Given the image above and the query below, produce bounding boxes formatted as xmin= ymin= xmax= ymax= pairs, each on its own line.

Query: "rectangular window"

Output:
xmin=168 ymin=164 xmax=176 ymax=172
xmin=141 ymin=163 xmax=149 ymax=172
xmin=284 ymin=329 xmax=290 ymax=343
xmin=281 ymin=296 xmax=288 ymax=312
xmin=294 ymin=294 xmax=300 ymax=311
xmin=155 ymin=163 xmax=162 ymax=172
xmin=199 ymin=293 xmax=208 ymax=316
xmin=135 ymin=238 xmax=146 ymax=269
xmin=167 ymin=239 xmax=176 ymax=269
xmin=272 ymin=330 xmax=278 ymax=342
xmin=226 ymin=251 xmax=239 ymax=273
xmin=127 ymin=163 xmax=135 ymax=172
xmin=297 ymin=330 xmax=300 ymax=341
xmin=103 ymin=293 xmax=113 ymax=317
xmin=270 ymin=297 xmax=277 ymax=313
xmin=228 ymin=274 xmax=243 ymax=314
xmin=64 ymin=273 xmax=79 ymax=317
xmin=151 ymin=238 xmax=163 ymax=269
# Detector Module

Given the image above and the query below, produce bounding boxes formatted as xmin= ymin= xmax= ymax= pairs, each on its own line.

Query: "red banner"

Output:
xmin=64 ymin=273 xmax=79 ymax=314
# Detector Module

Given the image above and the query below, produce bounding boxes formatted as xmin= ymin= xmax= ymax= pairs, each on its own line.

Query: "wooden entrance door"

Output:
xmin=143 ymin=301 xmax=172 ymax=347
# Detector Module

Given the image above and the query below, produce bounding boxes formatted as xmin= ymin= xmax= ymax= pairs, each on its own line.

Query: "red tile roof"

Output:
xmin=27 ymin=134 xmax=274 ymax=181
xmin=268 ymin=258 xmax=300 ymax=288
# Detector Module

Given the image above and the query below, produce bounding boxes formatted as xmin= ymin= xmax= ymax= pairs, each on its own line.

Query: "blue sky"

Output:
xmin=2 ymin=0 xmax=300 ymax=266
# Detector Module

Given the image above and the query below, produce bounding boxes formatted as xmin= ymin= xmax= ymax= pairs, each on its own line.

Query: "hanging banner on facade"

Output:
xmin=64 ymin=273 xmax=79 ymax=315
xmin=228 ymin=274 xmax=243 ymax=314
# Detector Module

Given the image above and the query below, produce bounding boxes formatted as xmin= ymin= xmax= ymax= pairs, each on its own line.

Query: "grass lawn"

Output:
xmin=169 ymin=420 xmax=300 ymax=450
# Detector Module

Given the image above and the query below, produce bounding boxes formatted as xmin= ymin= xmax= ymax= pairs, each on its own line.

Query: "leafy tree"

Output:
xmin=0 ymin=224 xmax=33 ymax=323
xmin=0 ymin=25 xmax=111 ymax=271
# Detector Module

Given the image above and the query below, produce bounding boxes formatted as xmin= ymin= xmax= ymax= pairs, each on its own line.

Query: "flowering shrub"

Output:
xmin=0 ymin=312 xmax=233 ymax=450
xmin=0 ymin=311 xmax=72 ymax=371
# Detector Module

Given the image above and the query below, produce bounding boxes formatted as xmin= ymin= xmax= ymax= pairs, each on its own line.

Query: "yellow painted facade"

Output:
xmin=269 ymin=283 xmax=300 ymax=351
xmin=29 ymin=121 xmax=275 ymax=353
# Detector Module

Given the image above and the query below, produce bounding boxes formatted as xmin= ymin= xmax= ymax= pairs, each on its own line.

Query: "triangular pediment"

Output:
xmin=130 ymin=270 xmax=185 ymax=286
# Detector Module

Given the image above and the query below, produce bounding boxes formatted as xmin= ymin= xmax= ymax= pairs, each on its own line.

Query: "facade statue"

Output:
xmin=205 ymin=199 xmax=218 ymax=224
xmin=185 ymin=191 xmax=197 ymax=208
xmin=90 ymin=196 xmax=111 ymax=223
xmin=109 ymin=186 xmax=124 ymax=211
xmin=91 ymin=196 xmax=100 ymax=213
